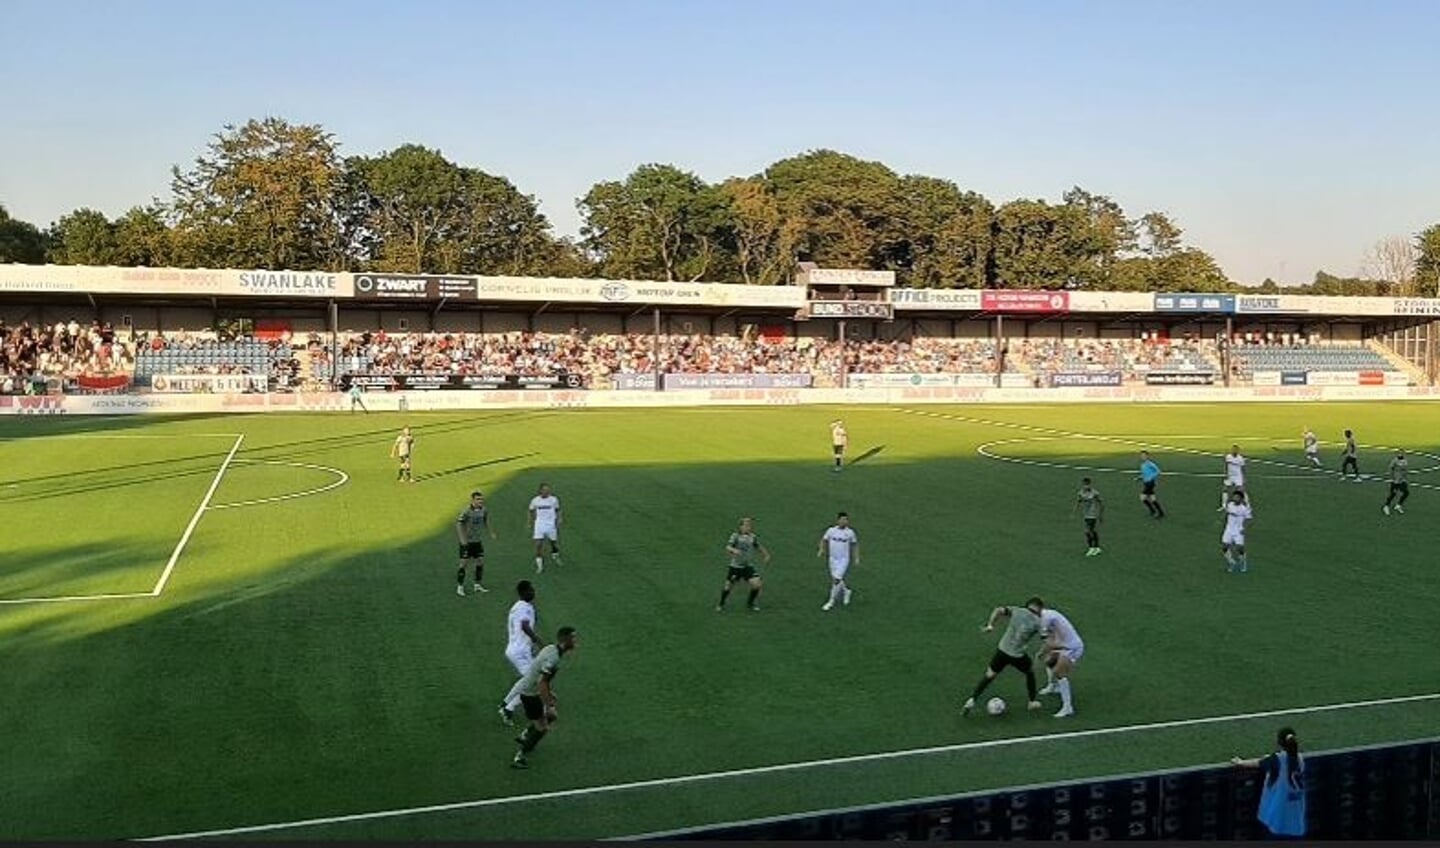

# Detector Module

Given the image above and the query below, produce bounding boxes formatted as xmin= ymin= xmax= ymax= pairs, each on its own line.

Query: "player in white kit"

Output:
xmin=1220 ymin=445 xmax=1247 ymax=510
xmin=817 ymin=512 xmax=859 ymax=611
xmin=1037 ymin=606 xmax=1085 ymax=718
xmin=498 ymin=580 xmax=543 ymax=725
xmin=1302 ymin=428 xmax=1321 ymax=468
xmin=1222 ymin=489 xmax=1253 ymax=573
xmin=529 ymin=482 xmax=562 ymax=573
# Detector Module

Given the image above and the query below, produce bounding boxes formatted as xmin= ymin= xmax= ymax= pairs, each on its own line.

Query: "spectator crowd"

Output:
xmin=2 ymin=322 xmax=1399 ymax=395
xmin=1 ymin=319 xmax=133 ymax=395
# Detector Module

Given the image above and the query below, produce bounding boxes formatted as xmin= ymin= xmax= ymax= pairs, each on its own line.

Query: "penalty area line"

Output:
xmin=138 ymin=689 xmax=1440 ymax=841
xmin=150 ymin=434 xmax=244 ymax=598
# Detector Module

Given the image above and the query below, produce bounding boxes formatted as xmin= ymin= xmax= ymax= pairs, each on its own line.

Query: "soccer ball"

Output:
xmin=986 ymin=697 xmax=1007 ymax=716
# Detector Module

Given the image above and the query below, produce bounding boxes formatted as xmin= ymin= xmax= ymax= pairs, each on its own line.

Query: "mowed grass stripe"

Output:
xmin=0 ymin=405 xmax=1437 ymax=839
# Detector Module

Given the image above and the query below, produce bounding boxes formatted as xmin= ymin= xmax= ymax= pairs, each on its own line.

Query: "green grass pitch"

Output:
xmin=1 ymin=402 xmax=1438 ymax=839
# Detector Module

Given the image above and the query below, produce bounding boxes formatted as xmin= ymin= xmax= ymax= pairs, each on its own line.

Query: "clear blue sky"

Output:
xmin=2 ymin=0 xmax=1437 ymax=284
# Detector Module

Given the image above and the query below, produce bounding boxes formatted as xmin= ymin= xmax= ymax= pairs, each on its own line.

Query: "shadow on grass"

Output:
xmin=412 ymin=453 xmax=539 ymax=484
xmin=849 ymin=445 xmax=886 ymax=466
xmin=3 ymin=441 xmax=1439 ymax=842
xmin=0 ymin=410 xmax=549 ymax=492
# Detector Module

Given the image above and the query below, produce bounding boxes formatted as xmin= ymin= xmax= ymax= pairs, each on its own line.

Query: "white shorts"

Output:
xmin=1055 ymin=644 xmax=1084 ymax=664
xmin=505 ymin=647 xmax=533 ymax=677
xmin=1222 ymin=528 xmax=1246 ymax=546
xmin=1305 ymin=446 xmax=1319 ymax=456
xmin=1226 ymin=474 xmax=1245 ymax=488
xmin=828 ymin=560 xmax=850 ymax=580
xmin=533 ymin=526 xmax=558 ymax=542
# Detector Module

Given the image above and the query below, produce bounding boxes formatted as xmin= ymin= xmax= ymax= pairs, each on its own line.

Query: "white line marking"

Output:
xmin=0 ymin=590 xmax=154 ymax=606
xmin=974 ymin=435 xmax=1440 ymax=483
xmin=898 ymin=408 xmax=1440 ymax=485
xmin=138 ymin=690 xmax=1440 ymax=841
xmin=0 ymin=432 xmax=243 ymax=442
xmin=206 ymin=460 xmax=349 ymax=510
xmin=150 ymin=435 xmax=244 ymax=597
xmin=617 ymin=733 xmax=1440 ymax=840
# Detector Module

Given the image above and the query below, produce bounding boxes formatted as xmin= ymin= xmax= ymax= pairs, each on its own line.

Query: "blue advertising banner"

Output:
xmin=611 ymin=373 xmax=813 ymax=390
xmin=1050 ymin=371 xmax=1123 ymax=387
xmin=1153 ymin=293 xmax=1236 ymax=313
xmin=1281 ymin=371 xmax=1308 ymax=385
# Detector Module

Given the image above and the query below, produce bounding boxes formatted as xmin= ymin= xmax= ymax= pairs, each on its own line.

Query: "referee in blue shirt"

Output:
xmin=1138 ymin=450 xmax=1166 ymax=518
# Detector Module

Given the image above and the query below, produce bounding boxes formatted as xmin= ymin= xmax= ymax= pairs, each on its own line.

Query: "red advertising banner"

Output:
xmin=1358 ymin=370 xmax=1386 ymax=386
xmin=981 ymin=290 xmax=1070 ymax=313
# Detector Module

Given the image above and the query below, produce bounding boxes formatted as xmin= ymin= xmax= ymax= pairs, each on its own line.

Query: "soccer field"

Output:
xmin=2 ymin=403 xmax=1438 ymax=840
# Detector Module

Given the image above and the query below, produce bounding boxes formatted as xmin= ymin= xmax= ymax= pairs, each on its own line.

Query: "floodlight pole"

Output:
xmin=653 ymin=307 xmax=662 ymax=391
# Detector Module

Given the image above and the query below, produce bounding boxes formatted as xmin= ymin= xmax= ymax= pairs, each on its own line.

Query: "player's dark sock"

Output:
xmin=521 ymin=726 xmax=548 ymax=752
xmin=970 ymin=676 xmax=994 ymax=700
xmin=1025 ymin=670 xmax=1038 ymax=702
xmin=1399 ymin=490 xmax=1410 ymax=505
xmin=718 ymin=587 xmax=731 ymax=607
xmin=1154 ymin=501 xmax=1165 ymax=517
xmin=747 ymin=588 xmax=760 ymax=608
xmin=456 ymin=567 xmax=465 ymax=586
xmin=1091 ymin=531 xmax=1101 ymax=548
xmin=473 ymin=565 xmax=484 ymax=585
xmin=1142 ymin=501 xmax=1155 ymax=516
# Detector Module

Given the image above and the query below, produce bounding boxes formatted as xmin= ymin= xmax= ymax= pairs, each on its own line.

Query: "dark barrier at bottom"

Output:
xmin=659 ymin=739 xmax=1437 ymax=840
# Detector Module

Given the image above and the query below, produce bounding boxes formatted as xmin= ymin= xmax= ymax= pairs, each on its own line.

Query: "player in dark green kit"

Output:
xmin=1383 ymin=451 xmax=1410 ymax=515
xmin=1074 ymin=477 xmax=1105 ymax=557
xmin=455 ymin=491 xmax=496 ymax=596
xmin=962 ymin=597 xmax=1045 ymax=715
xmin=716 ymin=517 xmax=772 ymax=612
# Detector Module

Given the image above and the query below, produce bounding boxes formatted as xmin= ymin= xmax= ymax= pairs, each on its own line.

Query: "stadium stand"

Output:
xmin=1228 ymin=340 xmax=1399 ymax=378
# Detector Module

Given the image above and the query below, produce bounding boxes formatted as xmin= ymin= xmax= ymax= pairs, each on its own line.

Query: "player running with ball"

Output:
xmin=962 ymin=597 xmax=1045 ymax=716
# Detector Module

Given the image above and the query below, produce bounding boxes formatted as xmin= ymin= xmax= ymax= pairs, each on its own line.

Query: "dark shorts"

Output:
xmin=726 ymin=565 xmax=758 ymax=583
xmin=989 ymin=650 xmax=1034 ymax=675
xmin=1142 ymin=481 xmax=1156 ymax=496
xmin=1391 ymin=482 xmax=1409 ymax=494
xmin=458 ymin=541 xmax=485 ymax=560
xmin=833 ymin=444 xmax=845 ymax=456
xmin=520 ymin=694 xmax=545 ymax=721
xmin=1084 ymin=518 xmax=1098 ymax=531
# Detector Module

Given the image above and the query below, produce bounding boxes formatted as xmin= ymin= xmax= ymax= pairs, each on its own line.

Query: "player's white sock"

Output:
xmin=1058 ymin=679 xmax=1073 ymax=712
xmin=1045 ymin=667 xmax=1055 ymax=686
xmin=829 ymin=583 xmax=843 ymax=604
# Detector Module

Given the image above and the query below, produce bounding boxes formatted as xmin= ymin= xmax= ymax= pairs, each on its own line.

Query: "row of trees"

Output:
xmin=3 ymin=117 xmax=1439 ymax=295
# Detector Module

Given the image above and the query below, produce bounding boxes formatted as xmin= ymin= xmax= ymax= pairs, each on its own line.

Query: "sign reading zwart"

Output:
xmin=353 ymin=274 xmax=478 ymax=300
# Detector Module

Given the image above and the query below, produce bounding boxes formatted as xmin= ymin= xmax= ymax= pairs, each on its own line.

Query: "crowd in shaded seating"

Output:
xmin=2 ymin=323 xmax=1404 ymax=393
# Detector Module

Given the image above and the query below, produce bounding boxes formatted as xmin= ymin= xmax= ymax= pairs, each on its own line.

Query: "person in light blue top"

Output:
xmin=1232 ymin=727 xmax=1306 ymax=838
xmin=348 ymin=383 xmax=368 ymax=414
xmin=1137 ymin=450 xmax=1166 ymax=519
